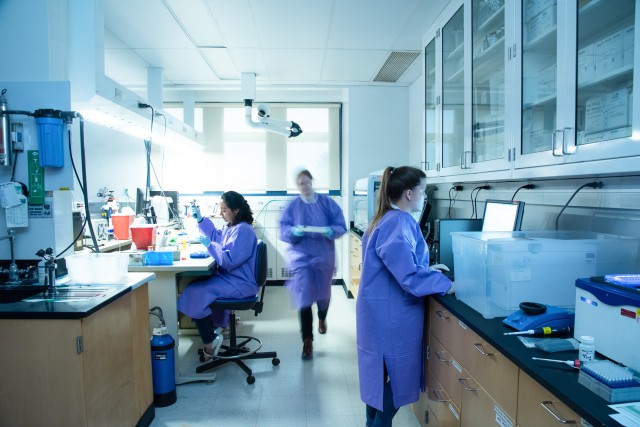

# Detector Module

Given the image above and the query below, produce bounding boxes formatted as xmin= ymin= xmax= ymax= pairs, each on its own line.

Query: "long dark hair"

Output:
xmin=221 ymin=191 xmax=254 ymax=226
xmin=368 ymin=166 xmax=426 ymax=233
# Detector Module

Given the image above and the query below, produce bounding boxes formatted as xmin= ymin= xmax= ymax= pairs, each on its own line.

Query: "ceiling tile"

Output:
xmin=392 ymin=0 xmax=447 ymax=50
xmin=200 ymin=48 xmax=239 ymax=80
xmin=104 ymin=0 xmax=192 ymax=49
xmin=204 ymin=0 xmax=260 ymax=48
xmin=327 ymin=0 xmax=420 ymax=50
xmin=249 ymin=0 xmax=332 ymax=49
xmin=228 ymin=48 xmax=269 ymax=78
xmin=165 ymin=0 xmax=225 ymax=47
xmin=104 ymin=47 xmax=150 ymax=86
xmin=133 ymin=49 xmax=219 ymax=83
xmin=262 ymin=49 xmax=324 ymax=83
xmin=322 ymin=50 xmax=389 ymax=82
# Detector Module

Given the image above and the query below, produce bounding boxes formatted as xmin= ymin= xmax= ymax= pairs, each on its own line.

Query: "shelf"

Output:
xmin=476 ymin=5 xmax=505 ymax=32
xmin=446 ymin=42 xmax=464 ymax=61
xmin=579 ymin=0 xmax=634 ymax=40
xmin=578 ymin=63 xmax=633 ymax=91
xmin=427 ymin=67 xmax=436 ymax=78
xmin=523 ymin=93 xmax=556 ymax=109
xmin=473 ymin=38 xmax=505 ymax=81
xmin=446 ymin=66 xmax=464 ymax=83
xmin=523 ymin=25 xmax=557 ymax=52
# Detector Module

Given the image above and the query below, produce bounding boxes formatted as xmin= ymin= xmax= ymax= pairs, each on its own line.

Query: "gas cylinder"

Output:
xmin=150 ymin=326 xmax=176 ymax=407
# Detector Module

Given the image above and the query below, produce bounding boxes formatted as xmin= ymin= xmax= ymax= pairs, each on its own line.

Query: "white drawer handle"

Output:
xmin=458 ymin=378 xmax=478 ymax=391
xmin=434 ymin=351 xmax=450 ymax=362
xmin=435 ymin=310 xmax=450 ymax=320
xmin=540 ymin=401 xmax=576 ymax=424
xmin=432 ymin=389 xmax=449 ymax=402
xmin=473 ymin=343 xmax=494 ymax=356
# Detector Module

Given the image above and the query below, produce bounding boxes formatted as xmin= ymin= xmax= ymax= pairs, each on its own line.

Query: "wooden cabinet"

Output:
xmin=349 ymin=231 xmax=362 ymax=298
xmin=517 ymin=371 xmax=580 ymax=427
xmin=0 ymin=284 xmax=153 ymax=427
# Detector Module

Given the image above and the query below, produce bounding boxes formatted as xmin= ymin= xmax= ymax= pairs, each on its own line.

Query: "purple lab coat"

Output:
xmin=280 ymin=194 xmax=347 ymax=309
xmin=357 ymin=209 xmax=451 ymax=411
xmin=177 ymin=219 xmax=259 ymax=319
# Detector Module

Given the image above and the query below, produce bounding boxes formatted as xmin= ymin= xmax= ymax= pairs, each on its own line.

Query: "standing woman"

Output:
xmin=280 ymin=170 xmax=347 ymax=360
xmin=178 ymin=191 xmax=259 ymax=360
xmin=357 ymin=166 xmax=453 ymax=427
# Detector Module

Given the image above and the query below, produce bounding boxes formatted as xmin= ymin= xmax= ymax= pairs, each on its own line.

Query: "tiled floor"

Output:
xmin=150 ymin=285 xmax=422 ymax=427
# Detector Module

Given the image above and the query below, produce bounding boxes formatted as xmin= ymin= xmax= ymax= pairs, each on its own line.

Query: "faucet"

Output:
xmin=1 ymin=229 xmax=20 ymax=285
xmin=36 ymin=248 xmax=57 ymax=295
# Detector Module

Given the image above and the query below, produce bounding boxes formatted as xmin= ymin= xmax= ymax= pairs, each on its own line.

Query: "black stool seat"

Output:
xmin=195 ymin=240 xmax=279 ymax=384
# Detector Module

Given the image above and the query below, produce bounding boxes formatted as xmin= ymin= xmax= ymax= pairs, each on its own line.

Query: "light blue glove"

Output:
xmin=323 ymin=227 xmax=334 ymax=238
xmin=447 ymin=282 xmax=455 ymax=295
xmin=291 ymin=225 xmax=304 ymax=237
xmin=198 ymin=235 xmax=211 ymax=247
xmin=191 ymin=205 xmax=202 ymax=223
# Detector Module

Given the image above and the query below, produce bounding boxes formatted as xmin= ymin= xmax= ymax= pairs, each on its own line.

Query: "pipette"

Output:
xmin=532 ymin=357 xmax=581 ymax=369
xmin=504 ymin=326 xmax=572 ymax=336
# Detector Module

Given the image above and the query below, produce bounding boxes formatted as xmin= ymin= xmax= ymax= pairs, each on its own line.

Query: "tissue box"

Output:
xmin=452 ymin=231 xmax=640 ymax=319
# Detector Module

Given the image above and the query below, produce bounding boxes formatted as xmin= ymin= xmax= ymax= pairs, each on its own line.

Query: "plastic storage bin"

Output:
xmin=130 ymin=224 xmax=157 ymax=250
xmin=65 ymin=253 xmax=128 ymax=284
xmin=452 ymin=231 xmax=640 ymax=319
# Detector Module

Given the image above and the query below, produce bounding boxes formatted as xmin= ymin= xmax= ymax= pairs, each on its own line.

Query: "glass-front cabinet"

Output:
xmin=424 ymin=0 xmax=640 ymax=182
xmin=515 ymin=0 xmax=640 ymax=175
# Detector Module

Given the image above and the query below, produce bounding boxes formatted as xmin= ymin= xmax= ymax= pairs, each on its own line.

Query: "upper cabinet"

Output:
xmin=424 ymin=0 xmax=640 ymax=182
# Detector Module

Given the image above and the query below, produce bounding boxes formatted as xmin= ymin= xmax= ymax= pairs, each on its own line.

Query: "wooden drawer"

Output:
xmin=428 ymin=334 xmax=464 ymax=409
xmin=517 ymin=371 xmax=581 ymax=427
xmin=458 ymin=328 xmax=519 ymax=418
xmin=459 ymin=376 xmax=515 ymax=427
xmin=426 ymin=368 xmax=462 ymax=427
xmin=429 ymin=299 xmax=467 ymax=358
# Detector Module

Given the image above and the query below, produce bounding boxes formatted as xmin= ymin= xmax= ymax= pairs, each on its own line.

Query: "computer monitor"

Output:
xmin=481 ymin=200 xmax=525 ymax=232
xmin=436 ymin=218 xmax=483 ymax=268
xmin=135 ymin=188 xmax=146 ymax=216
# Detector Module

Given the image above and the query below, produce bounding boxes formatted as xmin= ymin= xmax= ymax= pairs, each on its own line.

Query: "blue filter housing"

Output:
xmin=150 ymin=326 xmax=177 ymax=407
xmin=34 ymin=110 xmax=64 ymax=167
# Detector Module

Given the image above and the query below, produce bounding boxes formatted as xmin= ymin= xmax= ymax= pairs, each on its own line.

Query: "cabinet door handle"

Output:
xmin=434 ymin=351 xmax=450 ymax=362
xmin=552 ymin=130 xmax=564 ymax=157
xmin=435 ymin=310 xmax=450 ymax=320
xmin=473 ymin=343 xmax=494 ymax=356
xmin=432 ymin=389 xmax=449 ymax=402
xmin=540 ymin=401 xmax=577 ymax=424
xmin=458 ymin=378 xmax=478 ymax=391
xmin=562 ymin=127 xmax=576 ymax=155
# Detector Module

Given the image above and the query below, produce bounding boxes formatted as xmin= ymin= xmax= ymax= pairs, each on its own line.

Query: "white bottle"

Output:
xmin=579 ymin=336 xmax=595 ymax=362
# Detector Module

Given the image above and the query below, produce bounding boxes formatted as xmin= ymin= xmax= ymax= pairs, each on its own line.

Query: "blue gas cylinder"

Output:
xmin=150 ymin=326 xmax=177 ymax=407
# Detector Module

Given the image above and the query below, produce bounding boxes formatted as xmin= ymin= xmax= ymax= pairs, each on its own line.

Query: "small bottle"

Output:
xmin=579 ymin=336 xmax=595 ymax=362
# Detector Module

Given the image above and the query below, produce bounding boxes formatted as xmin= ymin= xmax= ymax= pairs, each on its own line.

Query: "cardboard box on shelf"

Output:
xmin=537 ymin=63 xmax=557 ymax=100
xmin=525 ymin=5 xmax=557 ymax=44
xmin=623 ymin=25 xmax=635 ymax=67
xmin=524 ymin=0 xmax=556 ymax=21
xmin=578 ymin=44 xmax=595 ymax=84
xmin=585 ymin=88 xmax=629 ymax=133
xmin=595 ymin=30 xmax=624 ymax=78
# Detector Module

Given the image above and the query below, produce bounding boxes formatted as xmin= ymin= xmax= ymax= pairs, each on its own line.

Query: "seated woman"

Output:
xmin=177 ymin=191 xmax=259 ymax=359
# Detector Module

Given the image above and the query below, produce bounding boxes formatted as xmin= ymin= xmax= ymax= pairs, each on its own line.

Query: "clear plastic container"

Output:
xmin=452 ymin=231 xmax=640 ymax=318
xmin=65 ymin=253 xmax=128 ymax=284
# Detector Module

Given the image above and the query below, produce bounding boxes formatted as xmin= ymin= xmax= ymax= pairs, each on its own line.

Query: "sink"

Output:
xmin=0 ymin=284 xmax=48 ymax=303
xmin=52 ymin=290 xmax=106 ymax=298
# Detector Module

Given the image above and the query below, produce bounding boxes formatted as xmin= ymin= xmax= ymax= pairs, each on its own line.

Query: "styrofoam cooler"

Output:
xmin=452 ymin=231 xmax=640 ymax=318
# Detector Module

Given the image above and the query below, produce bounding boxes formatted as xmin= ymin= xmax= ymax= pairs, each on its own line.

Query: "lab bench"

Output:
xmin=0 ymin=273 xmax=156 ymax=427
xmin=417 ymin=295 xmax=624 ymax=427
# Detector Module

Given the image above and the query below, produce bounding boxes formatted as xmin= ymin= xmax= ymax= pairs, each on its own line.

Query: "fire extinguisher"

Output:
xmin=149 ymin=306 xmax=176 ymax=407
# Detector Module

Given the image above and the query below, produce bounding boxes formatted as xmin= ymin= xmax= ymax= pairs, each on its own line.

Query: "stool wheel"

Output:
xmin=272 ymin=357 xmax=280 ymax=366
xmin=247 ymin=375 xmax=255 ymax=384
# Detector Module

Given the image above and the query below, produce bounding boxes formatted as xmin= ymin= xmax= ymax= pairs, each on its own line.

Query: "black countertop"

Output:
xmin=350 ymin=227 xmax=364 ymax=238
xmin=433 ymin=295 xmax=623 ymax=427
xmin=0 ymin=273 xmax=155 ymax=320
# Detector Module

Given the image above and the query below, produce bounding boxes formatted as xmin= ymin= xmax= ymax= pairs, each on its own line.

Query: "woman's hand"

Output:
xmin=431 ymin=263 xmax=450 ymax=272
xmin=447 ymin=282 xmax=455 ymax=295
xmin=191 ymin=205 xmax=203 ymax=223
xmin=198 ymin=235 xmax=211 ymax=246
xmin=292 ymin=225 xmax=305 ymax=237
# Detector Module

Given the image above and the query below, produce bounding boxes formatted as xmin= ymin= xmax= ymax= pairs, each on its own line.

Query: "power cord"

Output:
xmin=511 ymin=183 xmax=536 ymax=201
xmin=555 ymin=181 xmax=604 ymax=230
xmin=447 ymin=185 xmax=463 ymax=218
xmin=470 ymin=185 xmax=490 ymax=219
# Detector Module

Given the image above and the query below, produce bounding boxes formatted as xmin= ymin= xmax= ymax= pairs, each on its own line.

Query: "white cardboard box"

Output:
xmin=595 ymin=30 xmax=624 ymax=78
xmin=585 ymin=88 xmax=629 ymax=133
xmin=578 ymin=44 xmax=595 ymax=83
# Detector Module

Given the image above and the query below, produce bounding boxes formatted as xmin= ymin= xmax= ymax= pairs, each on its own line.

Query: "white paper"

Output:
xmin=6 ymin=195 xmax=28 ymax=228
xmin=300 ymin=226 xmax=327 ymax=234
xmin=0 ymin=182 xmax=22 ymax=208
xmin=610 ymin=402 xmax=640 ymax=426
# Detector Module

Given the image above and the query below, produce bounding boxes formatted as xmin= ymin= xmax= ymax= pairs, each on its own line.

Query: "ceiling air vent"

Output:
xmin=373 ymin=51 xmax=420 ymax=82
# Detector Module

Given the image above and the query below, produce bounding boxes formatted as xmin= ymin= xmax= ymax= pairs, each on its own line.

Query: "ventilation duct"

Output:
xmin=373 ymin=51 xmax=420 ymax=83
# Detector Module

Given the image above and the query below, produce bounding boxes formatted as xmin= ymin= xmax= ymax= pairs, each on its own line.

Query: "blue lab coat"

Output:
xmin=177 ymin=219 xmax=259 ymax=319
xmin=357 ymin=208 xmax=451 ymax=411
xmin=280 ymin=194 xmax=347 ymax=309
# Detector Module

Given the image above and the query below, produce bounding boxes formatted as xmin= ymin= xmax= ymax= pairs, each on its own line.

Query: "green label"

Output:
xmin=27 ymin=150 xmax=45 ymax=204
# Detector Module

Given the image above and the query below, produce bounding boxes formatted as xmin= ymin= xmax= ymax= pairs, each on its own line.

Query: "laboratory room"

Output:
xmin=2 ymin=0 xmax=640 ymax=426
